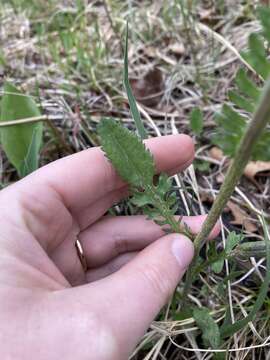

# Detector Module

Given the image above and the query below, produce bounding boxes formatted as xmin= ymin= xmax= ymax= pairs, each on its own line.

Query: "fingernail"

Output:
xmin=171 ymin=236 xmax=194 ymax=269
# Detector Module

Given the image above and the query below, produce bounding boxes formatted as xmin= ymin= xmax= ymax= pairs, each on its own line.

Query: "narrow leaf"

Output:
xmin=124 ymin=22 xmax=147 ymax=139
xmin=20 ymin=128 xmax=42 ymax=177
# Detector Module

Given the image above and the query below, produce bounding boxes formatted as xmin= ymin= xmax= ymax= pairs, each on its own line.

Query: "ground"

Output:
xmin=0 ymin=1 xmax=270 ymax=359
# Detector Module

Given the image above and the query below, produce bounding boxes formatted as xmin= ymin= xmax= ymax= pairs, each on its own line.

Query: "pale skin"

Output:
xmin=0 ymin=134 xmax=220 ymax=360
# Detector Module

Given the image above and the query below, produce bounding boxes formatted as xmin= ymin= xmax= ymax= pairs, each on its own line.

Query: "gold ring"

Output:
xmin=75 ymin=238 xmax=88 ymax=272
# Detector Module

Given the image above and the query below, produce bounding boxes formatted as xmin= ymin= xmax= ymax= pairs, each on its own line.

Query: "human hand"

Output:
xmin=0 ymin=134 xmax=219 ymax=360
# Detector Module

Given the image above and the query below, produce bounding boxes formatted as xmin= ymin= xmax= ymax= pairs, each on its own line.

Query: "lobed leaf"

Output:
xmin=258 ymin=6 xmax=270 ymax=44
xmin=225 ymin=231 xmax=243 ymax=254
xmin=252 ymin=131 xmax=270 ymax=161
xmin=213 ymin=8 xmax=270 ymax=161
xmin=228 ymin=90 xmax=254 ymax=113
xmin=132 ymin=190 xmax=154 ymax=207
xmin=155 ymin=173 xmax=172 ymax=197
xmin=235 ymin=69 xmax=260 ymax=102
xmin=242 ymin=33 xmax=270 ymax=80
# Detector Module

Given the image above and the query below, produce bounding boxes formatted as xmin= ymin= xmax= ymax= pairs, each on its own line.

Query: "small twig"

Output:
xmin=182 ymin=77 xmax=270 ymax=306
xmin=0 ymin=115 xmax=73 ymax=153
xmin=0 ymin=115 xmax=48 ymax=127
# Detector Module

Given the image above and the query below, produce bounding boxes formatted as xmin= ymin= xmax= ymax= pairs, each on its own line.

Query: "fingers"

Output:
xmin=86 ymin=252 xmax=137 ymax=283
xmin=78 ymin=215 xmax=220 ymax=268
xmin=80 ymin=215 xmax=164 ymax=268
xmin=50 ymin=215 xmax=219 ymax=283
xmin=75 ymin=187 xmax=129 ymax=230
xmin=78 ymin=234 xmax=194 ymax=355
xmin=20 ymin=135 xmax=194 ymax=217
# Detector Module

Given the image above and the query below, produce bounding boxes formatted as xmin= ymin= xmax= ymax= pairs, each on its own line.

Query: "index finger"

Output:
xmin=22 ymin=134 xmax=194 ymax=213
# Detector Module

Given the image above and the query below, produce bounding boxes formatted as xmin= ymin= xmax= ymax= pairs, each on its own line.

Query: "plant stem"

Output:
xmin=182 ymin=78 xmax=270 ymax=307
xmin=146 ymin=185 xmax=192 ymax=237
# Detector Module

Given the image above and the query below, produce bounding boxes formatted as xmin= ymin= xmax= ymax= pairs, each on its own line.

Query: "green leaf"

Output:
xmin=207 ymin=242 xmax=224 ymax=274
xmin=213 ymin=353 xmax=226 ymax=360
xmin=228 ymin=90 xmax=254 ymax=113
xmin=194 ymin=159 xmax=210 ymax=172
xmin=225 ymin=231 xmax=243 ymax=254
xmin=210 ymin=232 xmax=243 ymax=274
xmin=235 ymin=240 xmax=267 ymax=258
xmin=235 ymin=69 xmax=260 ymax=102
xmin=242 ymin=33 xmax=270 ymax=80
xmin=174 ymin=308 xmax=193 ymax=321
xmin=97 ymin=118 xmax=154 ymax=188
xmin=211 ymin=258 xmax=224 ymax=274
xmin=189 ymin=107 xmax=203 ymax=135
xmin=258 ymin=6 xmax=270 ymax=44
xmin=124 ymin=22 xmax=147 ymax=140
xmin=212 ymin=9 xmax=270 ymax=161
xmin=253 ymin=131 xmax=270 ymax=161
xmin=193 ymin=307 xmax=221 ymax=349
xmin=132 ymin=190 xmax=154 ymax=207
xmin=0 ymin=82 xmax=43 ymax=177
xmin=155 ymin=173 xmax=172 ymax=196
xmin=98 ymin=119 xmax=188 ymax=235
xmin=20 ymin=127 xmax=42 ymax=177
xmin=221 ymin=104 xmax=247 ymax=131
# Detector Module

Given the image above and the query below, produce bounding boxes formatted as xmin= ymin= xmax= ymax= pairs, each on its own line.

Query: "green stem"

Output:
xmin=146 ymin=185 xmax=180 ymax=233
xmin=234 ymin=241 xmax=267 ymax=258
xmin=146 ymin=185 xmax=192 ymax=237
xmin=182 ymin=78 xmax=270 ymax=307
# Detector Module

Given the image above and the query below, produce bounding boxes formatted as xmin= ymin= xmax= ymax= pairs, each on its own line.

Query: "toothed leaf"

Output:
xmin=258 ymin=6 xmax=270 ymax=44
xmin=132 ymin=191 xmax=154 ymax=207
xmin=235 ymin=69 xmax=260 ymax=101
xmin=193 ymin=307 xmax=221 ymax=349
xmin=228 ymin=90 xmax=255 ymax=113
xmin=189 ymin=107 xmax=203 ymax=135
xmin=97 ymin=118 xmax=154 ymax=188
xmin=242 ymin=33 xmax=270 ymax=79
xmin=156 ymin=173 xmax=172 ymax=196
xmin=212 ymin=8 xmax=270 ymax=162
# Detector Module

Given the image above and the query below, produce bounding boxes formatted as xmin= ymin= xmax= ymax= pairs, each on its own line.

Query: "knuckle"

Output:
xmin=113 ymin=235 xmax=129 ymax=255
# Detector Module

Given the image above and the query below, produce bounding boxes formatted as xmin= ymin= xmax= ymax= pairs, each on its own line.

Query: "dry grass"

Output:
xmin=0 ymin=1 xmax=269 ymax=359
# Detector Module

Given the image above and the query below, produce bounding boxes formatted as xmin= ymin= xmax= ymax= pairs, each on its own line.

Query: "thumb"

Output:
xmin=100 ymin=233 xmax=194 ymax=355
